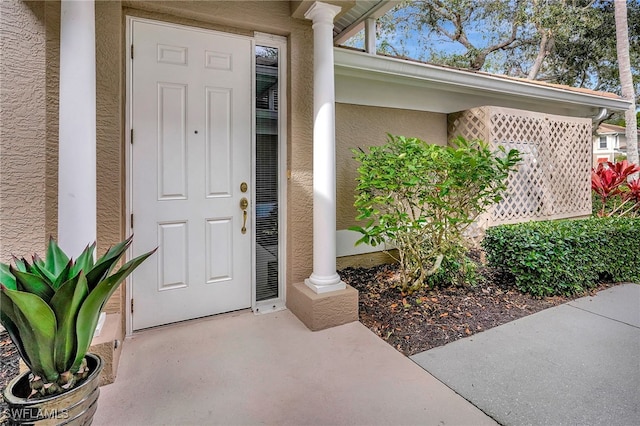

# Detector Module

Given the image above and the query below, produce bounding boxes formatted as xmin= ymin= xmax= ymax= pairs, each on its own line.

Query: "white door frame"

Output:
xmin=124 ymin=16 xmax=287 ymax=335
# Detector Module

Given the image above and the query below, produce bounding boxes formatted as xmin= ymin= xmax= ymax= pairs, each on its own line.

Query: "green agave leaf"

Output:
xmin=11 ymin=256 xmax=29 ymax=273
xmin=70 ymin=242 xmax=96 ymax=277
xmin=52 ymin=259 xmax=74 ymax=290
xmin=51 ymin=272 xmax=88 ymax=372
xmin=28 ymin=258 xmax=57 ymax=288
xmin=0 ymin=307 xmax=31 ymax=369
xmin=32 ymin=253 xmax=45 ymax=269
xmin=10 ymin=267 xmax=55 ymax=302
xmin=0 ymin=263 xmax=16 ymax=290
xmin=0 ymin=286 xmax=58 ymax=382
xmin=72 ymin=247 xmax=156 ymax=370
xmin=45 ymin=236 xmax=70 ymax=276
xmin=85 ymin=236 xmax=133 ymax=291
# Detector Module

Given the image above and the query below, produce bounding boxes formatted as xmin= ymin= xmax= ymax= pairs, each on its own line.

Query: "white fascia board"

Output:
xmin=334 ymin=48 xmax=632 ymax=113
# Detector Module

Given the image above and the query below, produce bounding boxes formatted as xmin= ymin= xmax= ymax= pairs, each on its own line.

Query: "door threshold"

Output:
xmin=131 ymin=308 xmax=253 ymax=335
xmin=253 ymin=300 xmax=287 ymax=314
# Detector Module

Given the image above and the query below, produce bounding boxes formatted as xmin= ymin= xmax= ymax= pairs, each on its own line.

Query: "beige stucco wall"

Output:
xmin=95 ymin=1 xmax=125 ymax=314
xmin=44 ymin=1 xmax=60 ymax=242
xmin=0 ymin=1 xmax=48 ymax=262
xmin=0 ymin=0 xmax=124 ymax=310
xmin=335 ymin=103 xmax=447 ymax=230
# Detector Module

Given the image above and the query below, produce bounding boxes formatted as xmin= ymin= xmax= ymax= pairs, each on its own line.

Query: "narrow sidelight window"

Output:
xmin=255 ymin=46 xmax=279 ymax=301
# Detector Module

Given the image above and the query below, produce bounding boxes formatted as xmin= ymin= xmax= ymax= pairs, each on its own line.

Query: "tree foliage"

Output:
xmin=361 ymin=0 xmax=639 ymax=169
xmin=369 ymin=0 xmax=639 ymax=101
xmin=351 ymin=135 xmax=521 ymax=293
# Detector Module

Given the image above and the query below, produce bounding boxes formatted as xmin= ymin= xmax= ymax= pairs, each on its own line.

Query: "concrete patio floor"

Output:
xmin=94 ymin=309 xmax=494 ymax=426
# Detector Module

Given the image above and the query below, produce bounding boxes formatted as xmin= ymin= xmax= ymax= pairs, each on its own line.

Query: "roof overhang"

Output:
xmin=335 ymin=48 xmax=632 ymax=118
xmin=332 ymin=0 xmax=399 ymax=43
xmin=290 ymin=0 xmax=395 ymax=38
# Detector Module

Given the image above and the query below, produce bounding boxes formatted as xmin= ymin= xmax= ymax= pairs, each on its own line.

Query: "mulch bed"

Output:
xmin=1 ymin=330 xmax=20 ymax=423
xmin=341 ymin=261 xmax=615 ymax=356
xmin=0 ymin=259 xmax=616 ymax=420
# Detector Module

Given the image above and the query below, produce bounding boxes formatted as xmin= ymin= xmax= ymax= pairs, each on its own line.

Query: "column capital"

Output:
xmin=304 ymin=1 xmax=342 ymax=24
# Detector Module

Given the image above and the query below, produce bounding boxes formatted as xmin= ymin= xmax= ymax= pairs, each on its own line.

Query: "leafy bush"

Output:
xmin=351 ymin=135 xmax=520 ymax=293
xmin=614 ymin=153 xmax=627 ymax=163
xmin=483 ymin=217 xmax=640 ymax=297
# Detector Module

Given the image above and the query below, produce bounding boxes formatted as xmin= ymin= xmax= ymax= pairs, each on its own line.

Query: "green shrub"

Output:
xmin=351 ymin=135 xmax=520 ymax=293
xmin=483 ymin=217 xmax=640 ymax=296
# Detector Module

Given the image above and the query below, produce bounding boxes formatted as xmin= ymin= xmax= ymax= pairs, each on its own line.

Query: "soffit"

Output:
xmin=332 ymin=0 xmax=397 ymax=42
xmin=334 ymin=48 xmax=632 ymax=118
xmin=290 ymin=0 xmax=394 ymax=40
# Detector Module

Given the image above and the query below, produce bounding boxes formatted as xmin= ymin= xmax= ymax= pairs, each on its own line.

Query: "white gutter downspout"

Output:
xmin=592 ymin=107 xmax=608 ymax=122
xmin=592 ymin=107 xmax=608 ymax=132
xmin=304 ymin=2 xmax=347 ymax=294
xmin=58 ymin=0 xmax=97 ymax=257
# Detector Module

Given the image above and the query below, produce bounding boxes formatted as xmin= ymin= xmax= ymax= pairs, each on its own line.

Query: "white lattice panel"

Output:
xmin=448 ymin=106 xmax=592 ymax=227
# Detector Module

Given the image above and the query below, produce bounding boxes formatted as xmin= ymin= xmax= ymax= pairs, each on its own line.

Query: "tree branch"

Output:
xmin=527 ymin=31 xmax=550 ymax=79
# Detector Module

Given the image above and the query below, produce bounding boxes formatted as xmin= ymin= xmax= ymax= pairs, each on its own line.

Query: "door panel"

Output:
xmin=131 ymin=20 xmax=252 ymax=330
xmin=205 ymin=88 xmax=232 ymax=196
xmin=158 ymin=83 xmax=188 ymax=199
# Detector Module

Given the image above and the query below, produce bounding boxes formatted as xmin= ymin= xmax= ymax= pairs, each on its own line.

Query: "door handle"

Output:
xmin=240 ymin=197 xmax=248 ymax=234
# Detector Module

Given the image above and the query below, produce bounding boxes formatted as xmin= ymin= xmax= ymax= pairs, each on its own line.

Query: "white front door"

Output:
xmin=130 ymin=19 xmax=253 ymax=330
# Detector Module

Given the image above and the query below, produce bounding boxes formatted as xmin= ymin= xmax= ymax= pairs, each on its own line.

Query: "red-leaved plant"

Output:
xmin=624 ymin=178 xmax=640 ymax=203
xmin=592 ymin=160 xmax=640 ymax=217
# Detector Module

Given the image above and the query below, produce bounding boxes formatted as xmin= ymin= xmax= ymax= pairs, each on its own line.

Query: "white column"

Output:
xmin=304 ymin=2 xmax=346 ymax=294
xmin=58 ymin=0 xmax=97 ymax=257
xmin=365 ymin=18 xmax=376 ymax=54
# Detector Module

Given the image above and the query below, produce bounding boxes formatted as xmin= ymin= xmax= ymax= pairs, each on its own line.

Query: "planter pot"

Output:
xmin=2 ymin=353 xmax=103 ymax=426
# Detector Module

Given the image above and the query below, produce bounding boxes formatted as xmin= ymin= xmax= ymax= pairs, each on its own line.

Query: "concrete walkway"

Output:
xmin=412 ymin=283 xmax=640 ymax=426
xmin=94 ymin=309 xmax=494 ymax=426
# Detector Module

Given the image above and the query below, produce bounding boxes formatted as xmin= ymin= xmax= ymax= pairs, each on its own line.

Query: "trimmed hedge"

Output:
xmin=482 ymin=217 xmax=640 ymax=296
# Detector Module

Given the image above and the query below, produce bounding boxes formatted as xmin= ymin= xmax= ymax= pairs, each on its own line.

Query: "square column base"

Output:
xmin=287 ymin=282 xmax=358 ymax=331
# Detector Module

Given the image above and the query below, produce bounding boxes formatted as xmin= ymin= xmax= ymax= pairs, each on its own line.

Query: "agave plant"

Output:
xmin=0 ymin=236 xmax=155 ymax=397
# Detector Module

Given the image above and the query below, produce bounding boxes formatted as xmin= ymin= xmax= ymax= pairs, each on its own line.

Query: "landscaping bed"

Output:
xmin=0 ymin=329 xmax=19 ymax=423
xmin=341 ymin=260 xmax=615 ymax=356
xmin=0 ymin=258 xmax=618 ymax=421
